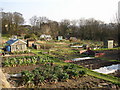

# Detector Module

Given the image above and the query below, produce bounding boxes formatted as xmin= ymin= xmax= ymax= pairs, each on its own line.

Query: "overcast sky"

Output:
xmin=0 ymin=0 xmax=120 ymax=24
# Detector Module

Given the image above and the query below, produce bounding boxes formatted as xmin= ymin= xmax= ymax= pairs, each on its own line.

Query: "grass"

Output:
xmin=94 ymin=47 xmax=120 ymax=51
xmin=96 ymin=57 xmax=120 ymax=63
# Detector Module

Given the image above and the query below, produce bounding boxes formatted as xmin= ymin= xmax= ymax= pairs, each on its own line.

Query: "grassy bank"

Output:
xmin=94 ymin=47 xmax=120 ymax=51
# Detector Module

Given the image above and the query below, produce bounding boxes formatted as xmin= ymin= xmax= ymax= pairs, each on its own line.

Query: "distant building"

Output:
xmin=6 ymin=39 xmax=27 ymax=52
xmin=104 ymin=39 xmax=114 ymax=48
xmin=40 ymin=34 xmax=52 ymax=41
xmin=57 ymin=36 xmax=63 ymax=40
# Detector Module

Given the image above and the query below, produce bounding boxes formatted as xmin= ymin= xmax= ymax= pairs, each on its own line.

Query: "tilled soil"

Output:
xmin=72 ymin=59 xmax=119 ymax=69
xmin=8 ymin=75 xmax=120 ymax=89
xmin=2 ymin=64 xmax=41 ymax=73
xmin=2 ymin=53 xmax=36 ymax=58
xmin=39 ymin=75 xmax=120 ymax=89
xmin=109 ymin=70 xmax=120 ymax=78
xmin=98 ymin=50 xmax=120 ymax=60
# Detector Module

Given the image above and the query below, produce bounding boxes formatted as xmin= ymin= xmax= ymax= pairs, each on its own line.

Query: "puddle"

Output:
xmin=93 ymin=64 xmax=120 ymax=74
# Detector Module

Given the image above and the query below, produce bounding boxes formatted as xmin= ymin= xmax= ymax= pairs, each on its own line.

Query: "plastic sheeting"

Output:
xmin=93 ymin=64 xmax=120 ymax=74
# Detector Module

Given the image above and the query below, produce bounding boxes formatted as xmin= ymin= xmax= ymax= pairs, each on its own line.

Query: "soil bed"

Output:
xmin=97 ymin=50 xmax=120 ymax=60
xmin=2 ymin=64 xmax=41 ymax=73
xmin=2 ymin=53 xmax=36 ymax=58
xmin=109 ymin=70 xmax=120 ymax=78
xmin=72 ymin=59 xmax=120 ymax=69
xmin=39 ymin=75 xmax=120 ymax=88
xmin=7 ymin=75 xmax=120 ymax=88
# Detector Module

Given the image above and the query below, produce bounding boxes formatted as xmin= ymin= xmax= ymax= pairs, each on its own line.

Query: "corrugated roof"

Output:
xmin=6 ymin=39 xmax=27 ymax=45
xmin=6 ymin=39 xmax=19 ymax=45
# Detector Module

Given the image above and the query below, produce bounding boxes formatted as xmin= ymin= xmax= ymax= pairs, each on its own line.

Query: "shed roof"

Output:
xmin=6 ymin=39 xmax=27 ymax=45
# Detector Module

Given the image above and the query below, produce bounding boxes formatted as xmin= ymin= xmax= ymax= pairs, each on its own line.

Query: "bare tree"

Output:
xmin=29 ymin=16 xmax=38 ymax=26
xmin=59 ymin=19 xmax=70 ymax=38
xmin=13 ymin=12 xmax=24 ymax=34
xmin=116 ymin=1 xmax=120 ymax=46
xmin=2 ymin=12 xmax=24 ymax=35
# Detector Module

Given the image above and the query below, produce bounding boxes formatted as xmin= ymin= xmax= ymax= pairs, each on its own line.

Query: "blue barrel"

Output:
xmin=6 ymin=46 xmax=11 ymax=52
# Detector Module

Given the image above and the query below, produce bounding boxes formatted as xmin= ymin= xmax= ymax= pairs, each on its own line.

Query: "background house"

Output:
xmin=40 ymin=34 xmax=52 ymax=41
xmin=5 ymin=39 xmax=27 ymax=52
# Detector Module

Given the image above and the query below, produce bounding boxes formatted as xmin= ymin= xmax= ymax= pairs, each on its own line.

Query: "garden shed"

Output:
xmin=27 ymin=39 xmax=35 ymax=47
xmin=6 ymin=39 xmax=27 ymax=52
xmin=57 ymin=36 xmax=63 ymax=40
xmin=40 ymin=34 xmax=52 ymax=41
xmin=104 ymin=39 xmax=114 ymax=48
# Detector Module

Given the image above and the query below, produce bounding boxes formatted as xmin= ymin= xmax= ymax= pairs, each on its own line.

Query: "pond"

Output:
xmin=93 ymin=64 xmax=120 ymax=74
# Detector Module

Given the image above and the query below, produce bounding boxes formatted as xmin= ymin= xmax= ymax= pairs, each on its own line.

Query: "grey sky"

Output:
xmin=0 ymin=0 xmax=119 ymax=24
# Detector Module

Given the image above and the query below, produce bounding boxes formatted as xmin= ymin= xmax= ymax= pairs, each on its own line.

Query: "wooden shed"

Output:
xmin=104 ymin=39 xmax=114 ymax=48
xmin=6 ymin=39 xmax=27 ymax=52
xmin=27 ymin=39 xmax=35 ymax=47
xmin=34 ymin=44 xmax=41 ymax=50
